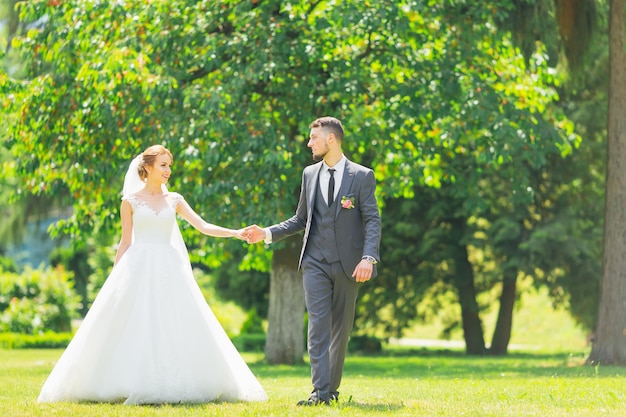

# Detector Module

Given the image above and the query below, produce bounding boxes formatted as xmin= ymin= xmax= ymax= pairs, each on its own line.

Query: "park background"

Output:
xmin=1 ymin=1 xmax=625 ymax=416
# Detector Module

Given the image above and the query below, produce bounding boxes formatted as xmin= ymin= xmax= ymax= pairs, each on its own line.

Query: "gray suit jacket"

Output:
xmin=269 ymin=159 xmax=382 ymax=279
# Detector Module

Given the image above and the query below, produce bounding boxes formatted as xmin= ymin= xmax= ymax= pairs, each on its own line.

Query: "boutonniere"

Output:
xmin=341 ymin=196 xmax=355 ymax=209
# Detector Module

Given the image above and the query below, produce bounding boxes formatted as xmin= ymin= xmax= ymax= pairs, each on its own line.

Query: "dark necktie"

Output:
xmin=328 ymin=168 xmax=335 ymax=207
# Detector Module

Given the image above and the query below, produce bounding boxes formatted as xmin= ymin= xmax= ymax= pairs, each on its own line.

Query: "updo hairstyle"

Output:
xmin=137 ymin=145 xmax=173 ymax=181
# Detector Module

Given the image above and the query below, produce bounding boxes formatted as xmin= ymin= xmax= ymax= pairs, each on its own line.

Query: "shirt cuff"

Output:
xmin=264 ymin=228 xmax=272 ymax=244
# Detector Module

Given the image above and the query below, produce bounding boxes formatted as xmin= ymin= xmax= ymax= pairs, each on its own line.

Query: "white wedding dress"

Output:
xmin=38 ymin=192 xmax=268 ymax=404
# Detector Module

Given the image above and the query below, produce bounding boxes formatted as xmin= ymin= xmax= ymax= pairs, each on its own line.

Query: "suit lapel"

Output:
xmin=335 ymin=160 xmax=355 ymax=217
xmin=307 ymin=162 xmax=323 ymax=222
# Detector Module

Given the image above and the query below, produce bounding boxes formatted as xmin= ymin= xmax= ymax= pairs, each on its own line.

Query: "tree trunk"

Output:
xmin=455 ymin=251 xmax=485 ymax=355
xmin=489 ymin=270 xmax=517 ymax=355
xmin=587 ymin=0 xmax=626 ymax=366
xmin=264 ymin=236 xmax=305 ymax=365
xmin=449 ymin=219 xmax=485 ymax=355
xmin=5 ymin=1 xmax=19 ymax=54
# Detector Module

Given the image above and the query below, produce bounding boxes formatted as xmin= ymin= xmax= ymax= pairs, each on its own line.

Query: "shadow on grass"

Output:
xmin=76 ymin=400 xmax=257 ymax=408
xmin=75 ymin=400 xmax=406 ymax=412
xmin=337 ymin=400 xmax=404 ymax=412
xmin=248 ymin=347 xmax=626 ymax=381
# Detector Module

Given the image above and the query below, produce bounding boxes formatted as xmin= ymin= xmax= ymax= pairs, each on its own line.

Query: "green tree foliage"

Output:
xmin=0 ymin=1 xmax=70 ymax=254
xmin=0 ymin=0 xmax=582 ymax=355
xmin=355 ymin=1 xmax=585 ymax=354
xmin=2 ymin=0 xmax=576 ymax=235
xmin=494 ymin=0 xmax=606 ymax=338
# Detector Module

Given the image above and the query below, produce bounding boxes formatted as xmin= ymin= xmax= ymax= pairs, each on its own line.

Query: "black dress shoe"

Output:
xmin=296 ymin=390 xmax=329 ymax=406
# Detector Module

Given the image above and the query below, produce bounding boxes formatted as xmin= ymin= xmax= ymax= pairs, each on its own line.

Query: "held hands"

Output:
xmin=241 ymin=225 xmax=373 ymax=283
xmin=352 ymin=259 xmax=373 ymax=283
xmin=232 ymin=225 xmax=264 ymax=243
xmin=243 ymin=225 xmax=266 ymax=244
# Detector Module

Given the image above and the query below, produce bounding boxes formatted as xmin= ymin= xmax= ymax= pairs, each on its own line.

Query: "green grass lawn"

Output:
xmin=0 ymin=282 xmax=615 ymax=416
xmin=1 ymin=346 xmax=624 ymax=417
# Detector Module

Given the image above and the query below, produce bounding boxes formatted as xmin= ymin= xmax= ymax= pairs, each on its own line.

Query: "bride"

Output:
xmin=38 ymin=145 xmax=268 ymax=405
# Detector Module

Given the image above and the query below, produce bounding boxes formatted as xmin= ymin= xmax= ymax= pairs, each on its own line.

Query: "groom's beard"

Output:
xmin=312 ymin=145 xmax=330 ymax=161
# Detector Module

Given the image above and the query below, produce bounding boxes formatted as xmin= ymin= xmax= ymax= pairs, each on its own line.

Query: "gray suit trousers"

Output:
xmin=301 ymin=253 xmax=359 ymax=397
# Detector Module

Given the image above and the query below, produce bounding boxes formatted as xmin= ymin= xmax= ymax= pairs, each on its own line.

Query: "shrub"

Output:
xmin=0 ymin=256 xmax=18 ymax=273
xmin=232 ymin=333 xmax=266 ymax=352
xmin=348 ymin=334 xmax=384 ymax=353
xmin=240 ymin=308 xmax=264 ymax=334
xmin=50 ymin=244 xmax=93 ymax=317
xmin=0 ymin=331 xmax=73 ymax=349
xmin=0 ymin=266 xmax=81 ymax=334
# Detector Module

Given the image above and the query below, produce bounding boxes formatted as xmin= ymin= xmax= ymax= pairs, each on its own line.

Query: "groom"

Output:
xmin=245 ymin=116 xmax=381 ymax=405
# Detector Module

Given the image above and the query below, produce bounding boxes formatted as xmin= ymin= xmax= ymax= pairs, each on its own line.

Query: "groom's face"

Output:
xmin=308 ymin=127 xmax=330 ymax=161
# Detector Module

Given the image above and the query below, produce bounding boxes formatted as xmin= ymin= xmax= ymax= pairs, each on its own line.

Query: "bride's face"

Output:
xmin=146 ymin=154 xmax=172 ymax=184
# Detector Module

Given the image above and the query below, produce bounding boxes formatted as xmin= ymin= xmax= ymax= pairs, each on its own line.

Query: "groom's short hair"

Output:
xmin=310 ymin=116 xmax=344 ymax=142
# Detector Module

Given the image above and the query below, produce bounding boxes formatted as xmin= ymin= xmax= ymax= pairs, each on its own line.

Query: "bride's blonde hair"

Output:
xmin=138 ymin=145 xmax=173 ymax=180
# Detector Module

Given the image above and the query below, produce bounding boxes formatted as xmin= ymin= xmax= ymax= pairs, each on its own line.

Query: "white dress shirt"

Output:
xmin=320 ymin=156 xmax=346 ymax=206
xmin=264 ymin=155 xmax=347 ymax=244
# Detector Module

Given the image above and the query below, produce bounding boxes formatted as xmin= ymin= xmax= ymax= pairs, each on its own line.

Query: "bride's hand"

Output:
xmin=233 ymin=228 xmax=247 ymax=240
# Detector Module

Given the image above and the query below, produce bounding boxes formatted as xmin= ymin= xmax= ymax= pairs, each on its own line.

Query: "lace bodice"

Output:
xmin=123 ymin=193 xmax=184 ymax=245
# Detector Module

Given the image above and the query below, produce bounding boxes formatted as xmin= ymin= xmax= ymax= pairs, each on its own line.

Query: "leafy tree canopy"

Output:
xmin=1 ymin=0 xmax=577 ymax=272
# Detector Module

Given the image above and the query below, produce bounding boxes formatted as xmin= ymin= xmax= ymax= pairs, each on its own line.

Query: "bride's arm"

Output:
xmin=176 ymin=197 xmax=245 ymax=239
xmin=114 ymin=200 xmax=133 ymax=266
